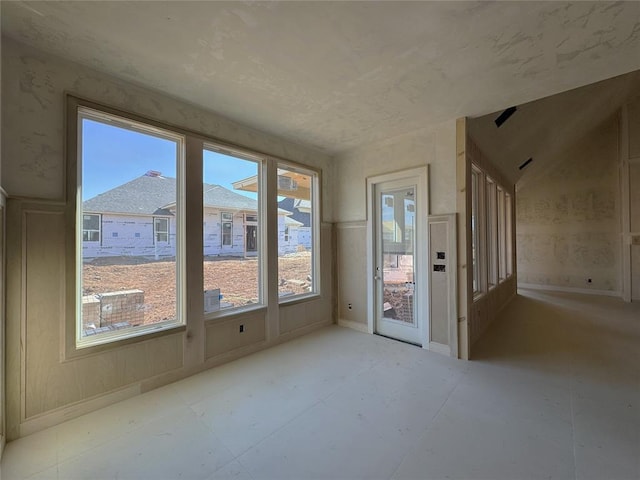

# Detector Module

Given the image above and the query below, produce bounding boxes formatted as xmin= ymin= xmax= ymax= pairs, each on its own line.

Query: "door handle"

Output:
xmin=374 ymin=266 xmax=381 ymax=281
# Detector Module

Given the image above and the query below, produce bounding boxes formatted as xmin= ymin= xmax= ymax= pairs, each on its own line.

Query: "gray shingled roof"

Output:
xmin=83 ymin=174 xmax=258 ymax=215
xmin=203 ymin=185 xmax=256 ymax=211
xmin=278 ymin=197 xmax=311 ymax=227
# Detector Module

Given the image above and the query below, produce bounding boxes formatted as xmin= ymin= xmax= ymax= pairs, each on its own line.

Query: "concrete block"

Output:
xmin=82 ymin=295 xmax=100 ymax=329
xmin=99 ymin=289 xmax=145 ymax=327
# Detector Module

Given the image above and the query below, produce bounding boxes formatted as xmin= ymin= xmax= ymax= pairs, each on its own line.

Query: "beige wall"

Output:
xmin=333 ymin=122 xmax=457 ymax=223
xmin=2 ymin=38 xmax=334 ymax=440
xmin=517 ymin=117 xmax=620 ymax=294
xmin=0 ymin=201 xmax=5 ymax=456
xmin=0 ymin=31 xmax=6 ymax=460
xmin=0 ymin=34 xmax=5 ymax=457
xmin=333 ymin=121 xmax=457 ymax=348
xmin=624 ymin=97 xmax=640 ymax=301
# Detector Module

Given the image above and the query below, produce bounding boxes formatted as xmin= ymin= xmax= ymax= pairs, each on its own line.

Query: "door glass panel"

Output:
xmin=381 ymin=187 xmax=416 ymax=325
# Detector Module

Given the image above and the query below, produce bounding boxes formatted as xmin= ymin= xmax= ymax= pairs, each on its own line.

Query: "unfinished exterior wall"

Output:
xmin=83 ymin=214 xmax=175 ymax=259
xmin=203 ymin=210 xmax=257 ymax=257
xmin=517 ymin=117 xmax=620 ymax=295
xmin=277 ymin=215 xmax=311 ymax=255
xmin=85 ymin=211 xmax=297 ymax=259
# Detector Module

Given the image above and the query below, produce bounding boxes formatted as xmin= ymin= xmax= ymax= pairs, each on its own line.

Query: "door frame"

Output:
xmin=428 ymin=214 xmax=458 ymax=357
xmin=245 ymin=224 xmax=258 ymax=253
xmin=366 ymin=167 xmax=429 ymax=348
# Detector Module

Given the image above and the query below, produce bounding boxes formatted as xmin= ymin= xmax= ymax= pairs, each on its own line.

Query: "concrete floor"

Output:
xmin=2 ymin=288 xmax=638 ymax=479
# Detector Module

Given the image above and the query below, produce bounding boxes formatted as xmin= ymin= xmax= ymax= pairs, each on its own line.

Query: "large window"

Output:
xmin=486 ymin=178 xmax=498 ymax=289
xmin=73 ymin=100 xmax=321 ymax=347
xmin=470 ymin=163 xmax=513 ymax=300
xmin=204 ymin=147 xmax=262 ymax=314
xmin=506 ymin=193 xmax=513 ymax=277
xmin=471 ymin=168 xmax=481 ymax=295
xmin=77 ymin=107 xmax=184 ymax=347
xmin=277 ymin=164 xmax=318 ymax=300
xmin=497 ymin=187 xmax=507 ymax=281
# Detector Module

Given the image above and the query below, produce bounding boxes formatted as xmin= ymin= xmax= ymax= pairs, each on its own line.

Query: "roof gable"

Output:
xmin=83 ymin=175 xmax=177 ymax=215
xmin=203 ymin=185 xmax=256 ymax=211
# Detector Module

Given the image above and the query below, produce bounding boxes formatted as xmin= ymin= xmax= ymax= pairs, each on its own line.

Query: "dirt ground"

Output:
xmin=82 ymin=252 xmax=312 ymax=324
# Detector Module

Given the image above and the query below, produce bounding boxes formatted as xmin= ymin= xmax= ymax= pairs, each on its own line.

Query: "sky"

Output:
xmin=82 ymin=119 xmax=258 ymax=200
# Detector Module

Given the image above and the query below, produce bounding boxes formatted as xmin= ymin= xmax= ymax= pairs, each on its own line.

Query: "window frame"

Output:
xmin=471 ymin=168 xmax=484 ymax=297
xmin=486 ymin=177 xmax=498 ymax=289
xmin=66 ymin=96 xmax=322 ymax=357
xmin=82 ymin=213 xmax=101 ymax=243
xmin=470 ymin=161 xmax=515 ymax=303
xmin=505 ymin=193 xmax=513 ymax=278
xmin=221 ymin=212 xmax=233 ymax=247
xmin=202 ymin=143 xmax=266 ymax=319
xmin=277 ymin=162 xmax=321 ymax=303
xmin=72 ymin=104 xmax=186 ymax=351
xmin=154 ymin=217 xmax=170 ymax=244
xmin=497 ymin=186 xmax=507 ymax=282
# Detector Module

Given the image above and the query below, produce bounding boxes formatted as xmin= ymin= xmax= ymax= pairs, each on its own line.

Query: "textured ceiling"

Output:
xmin=469 ymin=70 xmax=640 ymax=187
xmin=2 ymin=1 xmax=640 ymax=157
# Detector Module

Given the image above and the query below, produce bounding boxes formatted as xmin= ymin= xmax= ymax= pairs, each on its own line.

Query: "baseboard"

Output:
xmin=277 ymin=318 xmax=334 ymax=342
xmin=518 ymin=283 xmax=621 ymax=298
xmin=337 ymin=318 xmax=369 ymax=333
xmin=14 ymin=319 xmax=334 ymax=440
xmin=428 ymin=341 xmax=450 ymax=356
xmin=144 ymin=321 xmax=331 ymax=398
xmin=19 ymin=384 xmax=141 ymax=438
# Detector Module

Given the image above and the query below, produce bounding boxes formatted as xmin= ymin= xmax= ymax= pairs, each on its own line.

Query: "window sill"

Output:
xmin=204 ymin=304 xmax=267 ymax=323
xmin=64 ymin=322 xmax=186 ymax=361
xmin=279 ymin=292 xmax=321 ymax=306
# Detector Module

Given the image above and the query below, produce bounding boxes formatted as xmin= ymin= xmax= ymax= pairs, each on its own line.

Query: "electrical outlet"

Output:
xmin=348 ymin=303 xmax=352 ymax=310
xmin=239 ymin=324 xmax=244 ymax=333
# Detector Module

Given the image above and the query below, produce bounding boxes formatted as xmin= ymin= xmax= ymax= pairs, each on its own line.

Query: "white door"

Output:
xmin=373 ymin=178 xmax=425 ymax=345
